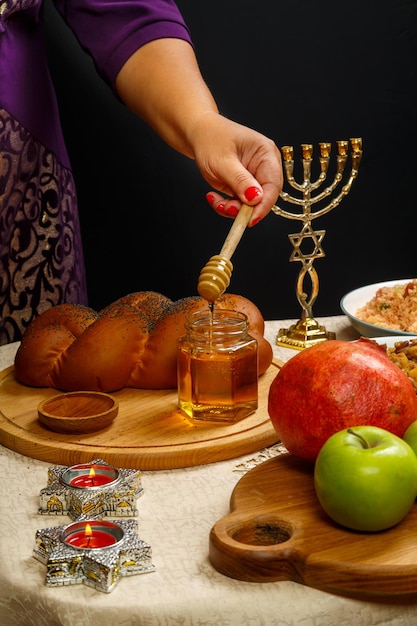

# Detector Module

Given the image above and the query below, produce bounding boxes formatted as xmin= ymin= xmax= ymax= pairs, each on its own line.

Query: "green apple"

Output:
xmin=314 ymin=425 xmax=417 ymax=532
xmin=403 ymin=420 xmax=417 ymax=456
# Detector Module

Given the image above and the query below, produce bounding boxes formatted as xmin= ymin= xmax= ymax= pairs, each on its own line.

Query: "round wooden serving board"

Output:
xmin=209 ymin=453 xmax=417 ymax=598
xmin=0 ymin=362 xmax=280 ymax=470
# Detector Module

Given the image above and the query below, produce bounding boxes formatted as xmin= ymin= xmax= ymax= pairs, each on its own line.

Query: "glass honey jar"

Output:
xmin=177 ymin=309 xmax=258 ymax=422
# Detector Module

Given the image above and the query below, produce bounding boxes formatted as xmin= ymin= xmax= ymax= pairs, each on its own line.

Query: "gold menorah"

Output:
xmin=272 ymin=138 xmax=362 ymax=349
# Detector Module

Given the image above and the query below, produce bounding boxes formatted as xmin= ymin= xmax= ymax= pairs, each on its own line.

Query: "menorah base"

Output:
xmin=276 ymin=315 xmax=336 ymax=350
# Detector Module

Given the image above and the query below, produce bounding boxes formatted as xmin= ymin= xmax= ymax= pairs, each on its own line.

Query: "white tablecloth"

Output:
xmin=2 ymin=318 xmax=417 ymax=625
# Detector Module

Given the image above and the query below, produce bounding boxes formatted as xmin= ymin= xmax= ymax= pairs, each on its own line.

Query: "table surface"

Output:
xmin=2 ymin=317 xmax=417 ymax=626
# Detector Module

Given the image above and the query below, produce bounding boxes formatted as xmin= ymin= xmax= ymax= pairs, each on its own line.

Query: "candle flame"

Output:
xmin=89 ymin=467 xmax=96 ymax=478
xmin=85 ymin=523 xmax=93 ymax=538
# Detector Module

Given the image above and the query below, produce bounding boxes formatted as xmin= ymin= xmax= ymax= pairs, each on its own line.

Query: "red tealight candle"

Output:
xmin=62 ymin=520 xmax=124 ymax=550
xmin=65 ymin=523 xmax=116 ymax=549
xmin=69 ymin=468 xmax=114 ymax=487
xmin=62 ymin=463 xmax=119 ymax=489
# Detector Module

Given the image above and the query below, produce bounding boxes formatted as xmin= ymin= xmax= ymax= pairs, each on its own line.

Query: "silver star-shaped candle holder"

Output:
xmin=272 ymin=139 xmax=362 ymax=349
xmin=34 ymin=519 xmax=155 ymax=593
xmin=35 ymin=459 xmax=154 ymax=592
xmin=38 ymin=458 xmax=143 ymax=520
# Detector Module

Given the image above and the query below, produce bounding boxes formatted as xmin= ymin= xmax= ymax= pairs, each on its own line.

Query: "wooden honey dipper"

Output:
xmin=197 ymin=203 xmax=254 ymax=302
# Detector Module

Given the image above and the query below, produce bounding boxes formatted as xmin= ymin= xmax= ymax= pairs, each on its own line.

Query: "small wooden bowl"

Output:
xmin=38 ymin=391 xmax=119 ymax=434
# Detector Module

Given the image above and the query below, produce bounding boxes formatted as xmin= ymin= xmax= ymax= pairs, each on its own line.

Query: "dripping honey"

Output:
xmin=177 ymin=307 xmax=258 ymax=422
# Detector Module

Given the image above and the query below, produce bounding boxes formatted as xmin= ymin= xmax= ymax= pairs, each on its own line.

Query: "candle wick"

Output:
xmin=86 ymin=536 xmax=91 ymax=548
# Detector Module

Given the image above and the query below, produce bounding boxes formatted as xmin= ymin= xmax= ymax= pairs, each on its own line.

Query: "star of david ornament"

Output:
xmin=288 ymin=223 xmax=326 ymax=264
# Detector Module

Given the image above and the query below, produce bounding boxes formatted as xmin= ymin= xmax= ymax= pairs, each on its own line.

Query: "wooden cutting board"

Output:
xmin=0 ymin=362 xmax=280 ymax=470
xmin=209 ymin=453 xmax=417 ymax=598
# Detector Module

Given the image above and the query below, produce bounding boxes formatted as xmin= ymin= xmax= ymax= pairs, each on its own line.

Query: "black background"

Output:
xmin=44 ymin=0 xmax=417 ymax=319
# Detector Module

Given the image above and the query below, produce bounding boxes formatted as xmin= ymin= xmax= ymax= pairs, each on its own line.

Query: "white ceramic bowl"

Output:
xmin=340 ymin=279 xmax=417 ymax=337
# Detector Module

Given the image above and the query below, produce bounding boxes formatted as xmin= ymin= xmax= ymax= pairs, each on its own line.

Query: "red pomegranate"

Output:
xmin=268 ymin=339 xmax=417 ymax=462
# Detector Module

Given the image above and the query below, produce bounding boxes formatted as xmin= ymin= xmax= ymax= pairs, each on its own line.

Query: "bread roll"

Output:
xmin=14 ymin=292 xmax=273 ymax=391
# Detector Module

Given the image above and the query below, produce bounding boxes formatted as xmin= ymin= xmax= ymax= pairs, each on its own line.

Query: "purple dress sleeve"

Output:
xmin=53 ymin=0 xmax=193 ymax=88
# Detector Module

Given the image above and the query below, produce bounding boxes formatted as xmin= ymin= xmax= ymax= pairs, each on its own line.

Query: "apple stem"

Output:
xmin=347 ymin=428 xmax=370 ymax=449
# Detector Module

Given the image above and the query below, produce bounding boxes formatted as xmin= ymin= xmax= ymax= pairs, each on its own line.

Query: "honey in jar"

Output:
xmin=177 ymin=309 xmax=258 ymax=422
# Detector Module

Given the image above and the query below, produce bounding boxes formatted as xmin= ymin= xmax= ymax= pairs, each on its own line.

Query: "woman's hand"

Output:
xmin=188 ymin=112 xmax=282 ymax=226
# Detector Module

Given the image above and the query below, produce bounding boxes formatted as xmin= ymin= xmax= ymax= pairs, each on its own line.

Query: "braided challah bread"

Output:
xmin=14 ymin=292 xmax=273 ymax=392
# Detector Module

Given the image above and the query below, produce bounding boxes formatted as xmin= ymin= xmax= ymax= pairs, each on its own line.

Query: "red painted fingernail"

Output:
xmin=225 ymin=206 xmax=239 ymax=216
xmin=250 ymin=217 xmax=261 ymax=227
xmin=206 ymin=193 xmax=215 ymax=204
xmin=217 ymin=203 xmax=225 ymax=212
xmin=244 ymin=186 xmax=262 ymax=201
